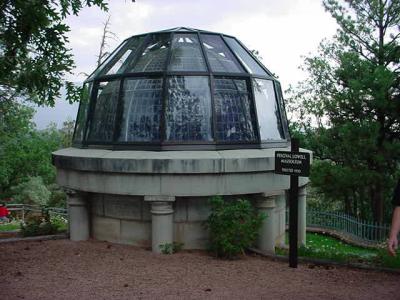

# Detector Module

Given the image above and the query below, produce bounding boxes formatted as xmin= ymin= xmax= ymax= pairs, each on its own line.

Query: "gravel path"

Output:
xmin=0 ymin=239 xmax=399 ymax=300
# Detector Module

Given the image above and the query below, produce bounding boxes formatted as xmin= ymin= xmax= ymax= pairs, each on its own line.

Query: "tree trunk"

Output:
xmin=344 ymin=194 xmax=352 ymax=215
xmin=359 ymin=188 xmax=368 ymax=220
xmin=353 ymin=191 xmax=358 ymax=217
xmin=372 ymin=183 xmax=384 ymax=224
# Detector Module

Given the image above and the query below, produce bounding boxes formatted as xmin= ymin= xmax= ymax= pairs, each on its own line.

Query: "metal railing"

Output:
xmin=6 ymin=204 xmax=68 ymax=222
xmin=286 ymin=209 xmax=391 ymax=244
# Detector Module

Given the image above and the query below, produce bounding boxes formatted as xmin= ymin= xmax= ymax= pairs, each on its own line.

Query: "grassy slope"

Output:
xmin=277 ymin=232 xmax=400 ymax=269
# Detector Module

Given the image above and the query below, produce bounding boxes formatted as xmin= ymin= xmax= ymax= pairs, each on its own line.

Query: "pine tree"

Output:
xmin=288 ymin=0 xmax=400 ymax=223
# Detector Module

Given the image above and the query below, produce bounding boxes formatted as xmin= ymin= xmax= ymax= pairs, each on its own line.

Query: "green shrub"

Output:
xmin=47 ymin=184 xmax=67 ymax=208
xmin=50 ymin=214 xmax=68 ymax=232
xmin=159 ymin=242 xmax=184 ymax=254
xmin=10 ymin=176 xmax=50 ymax=205
xmin=20 ymin=209 xmax=59 ymax=237
xmin=205 ymin=196 xmax=265 ymax=259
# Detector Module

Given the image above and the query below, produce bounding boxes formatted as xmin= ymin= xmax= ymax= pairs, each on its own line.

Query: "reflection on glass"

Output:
xmin=73 ymin=83 xmax=92 ymax=142
xmin=214 ymin=78 xmax=256 ymax=141
xmin=169 ymin=34 xmax=207 ymax=71
xmin=166 ymin=76 xmax=212 ymax=141
xmin=224 ymin=37 xmax=267 ymax=76
xmin=118 ymin=78 xmax=162 ymax=142
xmin=131 ymin=34 xmax=171 ymax=72
xmin=88 ymin=81 xmax=120 ymax=142
xmin=87 ymin=40 xmax=127 ymax=81
xmin=201 ymin=34 xmax=244 ymax=73
xmin=253 ymin=79 xmax=284 ymax=140
xmin=103 ymin=37 xmax=144 ymax=75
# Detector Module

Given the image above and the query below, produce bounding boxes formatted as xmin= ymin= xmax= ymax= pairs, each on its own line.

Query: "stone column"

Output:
xmin=255 ymin=194 xmax=277 ymax=254
xmin=145 ymin=195 xmax=175 ymax=254
xmin=298 ymin=186 xmax=307 ymax=246
xmin=274 ymin=193 xmax=286 ymax=248
xmin=66 ymin=189 xmax=89 ymax=241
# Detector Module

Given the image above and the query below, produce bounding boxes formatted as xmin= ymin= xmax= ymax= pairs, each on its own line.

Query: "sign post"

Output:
xmin=275 ymin=138 xmax=310 ymax=268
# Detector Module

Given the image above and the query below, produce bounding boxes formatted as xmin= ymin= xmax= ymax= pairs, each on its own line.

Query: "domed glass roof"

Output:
xmin=73 ymin=27 xmax=289 ymax=150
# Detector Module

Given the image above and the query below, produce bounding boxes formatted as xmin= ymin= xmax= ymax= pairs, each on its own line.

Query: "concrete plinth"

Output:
xmin=66 ymin=190 xmax=89 ymax=241
xmin=145 ymin=196 xmax=175 ymax=253
xmin=298 ymin=186 xmax=307 ymax=246
xmin=255 ymin=194 xmax=277 ymax=254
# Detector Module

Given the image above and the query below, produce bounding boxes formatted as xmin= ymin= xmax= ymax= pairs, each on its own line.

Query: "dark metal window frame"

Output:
xmin=73 ymin=29 xmax=290 ymax=150
xmin=72 ymin=82 xmax=93 ymax=143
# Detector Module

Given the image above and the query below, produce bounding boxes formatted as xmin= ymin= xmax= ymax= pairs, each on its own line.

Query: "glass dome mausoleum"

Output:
xmin=73 ymin=27 xmax=290 ymax=150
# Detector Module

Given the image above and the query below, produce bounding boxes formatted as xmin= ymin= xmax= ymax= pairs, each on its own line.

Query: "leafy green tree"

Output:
xmin=11 ymin=176 xmax=51 ymax=205
xmin=0 ymin=0 xmax=108 ymax=106
xmin=0 ymin=101 xmax=71 ymax=205
xmin=0 ymin=101 xmax=35 ymax=192
xmin=60 ymin=118 xmax=75 ymax=148
xmin=47 ymin=183 xmax=67 ymax=208
xmin=0 ymin=101 xmax=34 ymax=137
xmin=0 ymin=107 xmax=63 ymax=194
xmin=287 ymin=0 xmax=400 ymax=223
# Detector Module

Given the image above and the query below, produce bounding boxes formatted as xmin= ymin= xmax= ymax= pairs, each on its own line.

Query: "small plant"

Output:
xmin=50 ymin=214 xmax=68 ymax=232
xmin=159 ymin=242 xmax=184 ymax=254
xmin=205 ymin=196 xmax=265 ymax=259
xmin=20 ymin=209 xmax=59 ymax=237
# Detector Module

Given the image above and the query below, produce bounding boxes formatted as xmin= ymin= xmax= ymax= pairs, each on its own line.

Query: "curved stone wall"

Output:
xmin=89 ymin=193 xmax=287 ymax=250
xmin=53 ymin=148 xmax=310 ymax=196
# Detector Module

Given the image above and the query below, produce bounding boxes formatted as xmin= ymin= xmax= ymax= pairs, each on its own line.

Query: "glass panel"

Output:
xmin=88 ymin=80 xmax=120 ymax=142
xmin=73 ymin=83 xmax=93 ymax=142
xmin=118 ymin=78 xmax=163 ymax=142
xmin=224 ymin=37 xmax=267 ymax=76
xmin=201 ymin=34 xmax=244 ymax=73
xmin=131 ymin=34 xmax=171 ymax=72
xmin=214 ymin=78 xmax=256 ymax=141
xmin=169 ymin=34 xmax=207 ymax=71
xmin=253 ymin=79 xmax=284 ymax=140
xmin=166 ymin=76 xmax=212 ymax=141
xmin=87 ymin=40 xmax=127 ymax=81
xmin=103 ymin=37 xmax=144 ymax=75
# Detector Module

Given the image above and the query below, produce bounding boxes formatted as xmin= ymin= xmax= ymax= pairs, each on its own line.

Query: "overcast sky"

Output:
xmin=34 ymin=0 xmax=338 ymax=128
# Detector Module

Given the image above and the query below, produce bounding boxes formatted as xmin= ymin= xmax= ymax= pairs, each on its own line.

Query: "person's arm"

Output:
xmin=388 ymin=206 xmax=400 ymax=256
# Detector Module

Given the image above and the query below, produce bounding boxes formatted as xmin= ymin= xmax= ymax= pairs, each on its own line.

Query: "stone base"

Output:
xmin=55 ymin=148 xmax=310 ymax=252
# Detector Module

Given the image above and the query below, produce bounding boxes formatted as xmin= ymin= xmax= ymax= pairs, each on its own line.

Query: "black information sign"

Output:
xmin=274 ymin=139 xmax=311 ymax=268
xmin=275 ymin=151 xmax=310 ymax=177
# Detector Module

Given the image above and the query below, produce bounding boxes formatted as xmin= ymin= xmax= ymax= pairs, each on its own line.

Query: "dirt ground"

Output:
xmin=0 ymin=239 xmax=399 ymax=300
